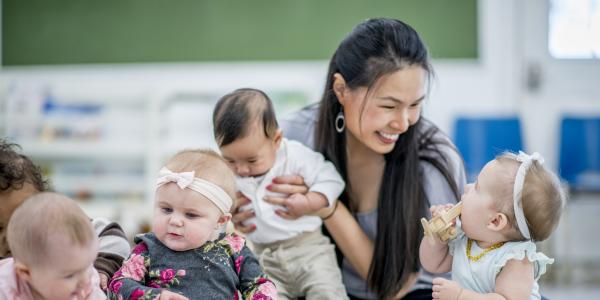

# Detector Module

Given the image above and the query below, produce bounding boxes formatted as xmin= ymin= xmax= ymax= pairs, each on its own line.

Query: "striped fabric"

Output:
xmin=92 ymin=217 xmax=131 ymax=280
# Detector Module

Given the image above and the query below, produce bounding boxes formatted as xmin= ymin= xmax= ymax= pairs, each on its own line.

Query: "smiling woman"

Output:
xmin=230 ymin=18 xmax=467 ymax=299
xmin=332 ymin=65 xmax=427 ymax=155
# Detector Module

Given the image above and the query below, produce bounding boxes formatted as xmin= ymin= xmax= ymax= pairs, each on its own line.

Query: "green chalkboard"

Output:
xmin=2 ymin=0 xmax=477 ymax=65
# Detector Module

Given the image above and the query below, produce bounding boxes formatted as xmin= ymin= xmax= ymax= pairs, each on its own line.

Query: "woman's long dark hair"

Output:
xmin=315 ymin=18 xmax=460 ymax=299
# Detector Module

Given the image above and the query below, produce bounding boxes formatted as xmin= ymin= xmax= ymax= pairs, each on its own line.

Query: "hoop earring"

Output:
xmin=335 ymin=110 xmax=345 ymax=133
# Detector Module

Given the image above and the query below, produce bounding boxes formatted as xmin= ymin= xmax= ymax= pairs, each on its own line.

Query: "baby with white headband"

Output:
xmin=108 ymin=149 xmax=277 ymax=300
xmin=419 ymin=151 xmax=564 ymax=300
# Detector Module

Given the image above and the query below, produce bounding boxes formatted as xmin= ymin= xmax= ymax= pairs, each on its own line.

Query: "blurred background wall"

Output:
xmin=1 ymin=0 xmax=599 ymax=296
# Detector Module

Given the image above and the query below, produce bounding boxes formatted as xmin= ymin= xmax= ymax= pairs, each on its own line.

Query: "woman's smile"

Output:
xmin=376 ymin=131 xmax=400 ymax=144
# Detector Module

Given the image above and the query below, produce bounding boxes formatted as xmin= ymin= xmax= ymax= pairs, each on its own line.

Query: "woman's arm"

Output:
xmin=321 ymin=202 xmax=373 ymax=279
xmin=278 ymin=197 xmax=419 ymax=299
xmin=264 ymin=175 xmax=373 ymax=278
xmin=267 ymin=177 xmax=419 ymax=298
xmin=322 ymin=202 xmax=419 ymax=299
xmin=264 ymin=173 xmax=371 ymax=278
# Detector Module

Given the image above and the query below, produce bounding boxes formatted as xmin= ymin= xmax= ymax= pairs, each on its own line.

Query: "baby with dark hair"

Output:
xmin=214 ymin=88 xmax=348 ymax=299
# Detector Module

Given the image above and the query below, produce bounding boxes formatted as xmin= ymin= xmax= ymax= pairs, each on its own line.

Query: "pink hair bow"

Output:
xmin=156 ymin=167 xmax=195 ymax=189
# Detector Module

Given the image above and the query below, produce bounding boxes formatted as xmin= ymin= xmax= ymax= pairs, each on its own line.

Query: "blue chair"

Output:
xmin=559 ymin=117 xmax=600 ymax=192
xmin=453 ymin=116 xmax=524 ymax=182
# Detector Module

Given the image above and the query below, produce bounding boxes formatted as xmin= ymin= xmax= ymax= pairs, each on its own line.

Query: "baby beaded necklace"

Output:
xmin=466 ymin=239 xmax=505 ymax=262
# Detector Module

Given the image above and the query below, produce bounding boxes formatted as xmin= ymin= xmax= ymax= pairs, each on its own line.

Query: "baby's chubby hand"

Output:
xmin=432 ymin=278 xmax=463 ymax=300
xmin=284 ymin=193 xmax=314 ymax=216
xmin=266 ymin=193 xmax=312 ymax=220
xmin=430 ymin=204 xmax=455 ymax=219
xmin=264 ymin=191 xmax=328 ymax=220
xmin=159 ymin=290 xmax=189 ymax=300
xmin=430 ymin=203 xmax=459 ymax=229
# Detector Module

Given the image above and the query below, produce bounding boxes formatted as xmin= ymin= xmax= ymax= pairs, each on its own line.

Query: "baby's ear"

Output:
xmin=487 ymin=212 xmax=509 ymax=232
xmin=13 ymin=260 xmax=32 ymax=282
xmin=273 ymin=129 xmax=283 ymax=149
xmin=218 ymin=213 xmax=232 ymax=229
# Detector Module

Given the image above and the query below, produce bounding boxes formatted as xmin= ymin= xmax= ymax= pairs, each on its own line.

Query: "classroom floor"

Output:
xmin=543 ymin=285 xmax=600 ymax=299
xmin=538 ymin=192 xmax=600 ymax=299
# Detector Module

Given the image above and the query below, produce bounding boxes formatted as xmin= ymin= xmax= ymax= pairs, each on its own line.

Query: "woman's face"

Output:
xmin=338 ymin=65 xmax=426 ymax=155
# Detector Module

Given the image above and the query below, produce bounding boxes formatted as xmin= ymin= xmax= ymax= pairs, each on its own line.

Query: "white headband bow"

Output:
xmin=156 ymin=167 xmax=232 ymax=214
xmin=513 ymin=151 xmax=545 ymax=240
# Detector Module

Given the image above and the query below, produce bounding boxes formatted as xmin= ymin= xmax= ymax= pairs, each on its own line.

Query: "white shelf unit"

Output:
xmin=0 ymin=62 xmax=327 ymax=238
xmin=1 ymin=87 xmax=153 ymax=236
xmin=15 ymin=141 xmax=146 ymax=160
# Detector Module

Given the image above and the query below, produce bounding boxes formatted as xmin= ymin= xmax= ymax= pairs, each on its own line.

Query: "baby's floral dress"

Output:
xmin=108 ymin=232 xmax=277 ymax=300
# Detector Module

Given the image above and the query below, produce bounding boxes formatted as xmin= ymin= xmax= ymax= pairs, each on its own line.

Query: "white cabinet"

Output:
xmin=0 ymin=62 xmax=323 ymax=237
xmin=2 ymin=87 xmax=152 ymax=235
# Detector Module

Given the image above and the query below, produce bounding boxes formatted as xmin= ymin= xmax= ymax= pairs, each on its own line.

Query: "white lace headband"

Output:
xmin=156 ymin=167 xmax=232 ymax=214
xmin=513 ymin=151 xmax=544 ymax=240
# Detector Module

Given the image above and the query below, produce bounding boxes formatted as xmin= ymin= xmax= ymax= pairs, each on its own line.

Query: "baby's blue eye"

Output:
xmin=161 ymin=207 xmax=173 ymax=214
xmin=185 ymin=213 xmax=199 ymax=218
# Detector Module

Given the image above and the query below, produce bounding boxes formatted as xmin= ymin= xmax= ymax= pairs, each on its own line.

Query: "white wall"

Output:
xmin=427 ymin=0 xmax=522 ymax=132
xmin=429 ymin=0 xmax=600 ymax=171
xmin=2 ymin=0 xmax=600 ymax=239
xmin=3 ymin=0 xmax=599 ymax=169
xmin=0 ymin=0 xmax=530 ymax=137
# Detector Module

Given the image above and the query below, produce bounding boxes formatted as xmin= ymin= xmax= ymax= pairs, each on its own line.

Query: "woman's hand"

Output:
xmin=263 ymin=175 xmax=309 ymax=220
xmin=267 ymin=175 xmax=309 ymax=195
xmin=231 ymin=192 xmax=257 ymax=234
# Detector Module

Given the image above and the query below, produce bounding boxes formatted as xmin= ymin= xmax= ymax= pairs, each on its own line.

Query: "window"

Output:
xmin=549 ymin=0 xmax=600 ymax=58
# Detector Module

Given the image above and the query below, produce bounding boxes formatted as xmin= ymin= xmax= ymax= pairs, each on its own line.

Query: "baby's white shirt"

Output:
xmin=448 ymin=225 xmax=554 ymax=300
xmin=236 ymin=138 xmax=345 ymax=244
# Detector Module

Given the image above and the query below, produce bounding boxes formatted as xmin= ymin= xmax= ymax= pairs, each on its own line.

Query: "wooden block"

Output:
xmin=421 ymin=201 xmax=463 ymax=242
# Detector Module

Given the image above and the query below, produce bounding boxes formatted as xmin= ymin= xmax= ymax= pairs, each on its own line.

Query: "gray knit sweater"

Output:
xmin=108 ymin=232 xmax=277 ymax=300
